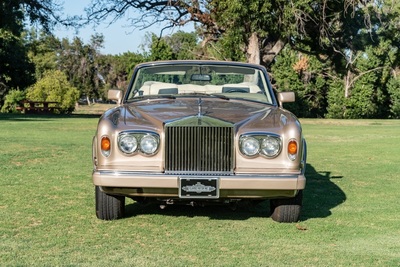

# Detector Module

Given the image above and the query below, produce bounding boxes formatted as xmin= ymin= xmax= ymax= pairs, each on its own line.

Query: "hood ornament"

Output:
xmin=197 ymin=97 xmax=203 ymax=125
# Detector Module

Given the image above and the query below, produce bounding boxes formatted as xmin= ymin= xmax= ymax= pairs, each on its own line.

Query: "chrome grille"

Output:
xmin=165 ymin=126 xmax=234 ymax=175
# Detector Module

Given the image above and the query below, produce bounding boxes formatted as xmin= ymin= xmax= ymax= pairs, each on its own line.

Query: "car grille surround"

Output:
xmin=164 ymin=125 xmax=234 ymax=175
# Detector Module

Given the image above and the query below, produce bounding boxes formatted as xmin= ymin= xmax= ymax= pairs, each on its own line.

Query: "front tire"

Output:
xmin=270 ymin=191 xmax=302 ymax=223
xmin=95 ymin=186 xmax=125 ymax=220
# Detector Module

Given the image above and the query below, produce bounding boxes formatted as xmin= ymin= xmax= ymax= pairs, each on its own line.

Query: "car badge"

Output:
xmin=182 ymin=182 xmax=216 ymax=194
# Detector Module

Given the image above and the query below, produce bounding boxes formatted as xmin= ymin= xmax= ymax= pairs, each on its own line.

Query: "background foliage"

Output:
xmin=0 ymin=89 xmax=26 ymax=113
xmin=26 ymin=70 xmax=79 ymax=113
xmin=1 ymin=0 xmax=400 ymax=118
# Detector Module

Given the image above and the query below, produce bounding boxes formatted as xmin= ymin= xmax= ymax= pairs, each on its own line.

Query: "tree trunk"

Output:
xmin=261 ymin=38 xmax=287 ymax=66
xmin=247 ymin=32 xmax=260 ymax=65
xmin=344 ymin=69 xmax=351 ymax=98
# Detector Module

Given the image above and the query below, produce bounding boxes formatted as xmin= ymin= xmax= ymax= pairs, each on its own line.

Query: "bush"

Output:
xmin=326 ymin=73 xmax=385 ymax=119
xmin=387 ymin=77 xmax=400 ymax=118
xmin=1 ymin=89 xmax=26 ymax=113
xmin=271 ymin=49 xmax=328 ymax=118
xmin=326 ymin=80 xmax=346 ymax=119
xmin=344 ymin=74 xmax=379 ymax=119
xmin=26 ymin=70 xmax=79 ymax=113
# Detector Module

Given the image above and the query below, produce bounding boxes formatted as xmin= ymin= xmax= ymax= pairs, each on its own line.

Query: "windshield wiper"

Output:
xmin=210 ymin=93 xmax=230 ymax=100
xmin=126 ymin=94 xmax=176 ymax=102
xmin=178 ymin=93 xmax=230 ymax=101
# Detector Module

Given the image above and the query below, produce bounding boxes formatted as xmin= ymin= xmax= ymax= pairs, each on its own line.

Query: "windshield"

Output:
xmin=126 ymin=63 xmax=274 ymax=104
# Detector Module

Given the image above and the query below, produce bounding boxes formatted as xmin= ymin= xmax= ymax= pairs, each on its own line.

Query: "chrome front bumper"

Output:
xmin=93 ymin=170 xmax=306 ymax=194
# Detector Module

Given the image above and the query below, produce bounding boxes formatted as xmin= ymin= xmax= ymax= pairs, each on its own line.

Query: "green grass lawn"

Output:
xmin=1 ymin=114 xmax=399 ymax=266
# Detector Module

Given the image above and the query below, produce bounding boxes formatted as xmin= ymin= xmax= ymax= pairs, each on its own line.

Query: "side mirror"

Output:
xmin=277 ymin=92 xmax=295 ymax=107
xmin=108 ymin=90 xmax=123 ymax=104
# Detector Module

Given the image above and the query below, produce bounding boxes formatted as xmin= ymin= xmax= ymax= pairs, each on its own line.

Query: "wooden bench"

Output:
xmin=18 ymin=100 xmax=61 ymax=114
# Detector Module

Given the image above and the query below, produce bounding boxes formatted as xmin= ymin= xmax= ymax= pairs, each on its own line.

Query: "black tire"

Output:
xmin=270 ymin=191 xmax=303 ymax=223
xmin=95 ymin=186 xmax=125 ymax=220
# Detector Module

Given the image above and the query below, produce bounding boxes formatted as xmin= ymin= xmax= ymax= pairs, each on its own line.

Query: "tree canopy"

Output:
xmin=82 ymin=1 xmax=388 ymax=65
xmin=0 ymin=0 xmax=63 ymax=102
xmin=26 ymin=70 xmax=79 ymax=113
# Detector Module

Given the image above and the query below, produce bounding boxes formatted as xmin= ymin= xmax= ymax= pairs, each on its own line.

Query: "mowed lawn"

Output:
xmin=1 ymin=114 xmax=399 ymax=266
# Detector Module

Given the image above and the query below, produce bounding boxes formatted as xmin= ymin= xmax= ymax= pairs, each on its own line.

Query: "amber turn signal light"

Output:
xmin=288 ymin=140 xmax=297 ymax=155
xmin=101 ymin=137 xmax=111 ymax=151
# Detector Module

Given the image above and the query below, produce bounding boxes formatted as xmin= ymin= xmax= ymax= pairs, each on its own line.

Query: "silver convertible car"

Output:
xmin=92 ymin=60 xmax=307 ymax=222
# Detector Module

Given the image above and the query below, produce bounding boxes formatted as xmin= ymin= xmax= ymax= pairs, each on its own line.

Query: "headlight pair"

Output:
xmin=118 ymin=132 xmax=159 ymax=155
xmin=239 ymin=134 xmax=281 ymax=158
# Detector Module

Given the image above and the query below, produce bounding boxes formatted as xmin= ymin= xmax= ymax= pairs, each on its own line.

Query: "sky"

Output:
xmin=54 ymin=0 xmax=192 ymax=55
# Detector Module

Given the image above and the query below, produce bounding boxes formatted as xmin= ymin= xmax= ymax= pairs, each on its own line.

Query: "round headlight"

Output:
xmin=261 ymin=136 xmax=281 ymax=157
xmin=118 ymin=134 xmax=137 ymax=154
xmin=240 ymin=136 xmax=260 ymax=157
xmin=140 ymin=135 xmax=159 ymax=155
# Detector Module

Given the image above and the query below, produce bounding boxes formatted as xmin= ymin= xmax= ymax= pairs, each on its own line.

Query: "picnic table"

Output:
xmin=17 ymin=100 xmax=61 ymax=114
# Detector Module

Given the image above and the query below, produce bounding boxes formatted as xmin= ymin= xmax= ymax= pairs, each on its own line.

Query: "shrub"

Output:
xmin=26 ymin=70 xmax=79 ymax=113
xmin=344 ymin=74 xmax=379 ymax=119
xmin=326 ymin=80 xmax=346 ymax=119
xmin=387 ymin=77 xmax=400 ymax=118
xmin=1 ymin=89 xmax=26 ymax=113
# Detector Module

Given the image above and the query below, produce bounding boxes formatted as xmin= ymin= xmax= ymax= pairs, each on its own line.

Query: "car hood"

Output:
xmin=119 ymin=98 xmax=297 ymax=134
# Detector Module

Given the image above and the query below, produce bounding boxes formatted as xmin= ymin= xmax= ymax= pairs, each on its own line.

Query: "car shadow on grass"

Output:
xmin=125 ymin=198 xmax=270 ymax=221
xmin=124 ymin=163 xmax=346 ymax=222
xmin=301 ymin=163 xmax=346 ymax=220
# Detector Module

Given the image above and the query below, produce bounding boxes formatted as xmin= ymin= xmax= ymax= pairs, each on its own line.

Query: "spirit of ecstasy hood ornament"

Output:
xmin=197 ymin=97 xmax=203 ymax=118
xmin=197 ymin=97 xmax=203 ymax=125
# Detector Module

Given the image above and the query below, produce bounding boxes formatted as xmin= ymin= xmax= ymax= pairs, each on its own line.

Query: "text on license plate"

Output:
xmin=179 ymin=177 xmax=219 ymax=199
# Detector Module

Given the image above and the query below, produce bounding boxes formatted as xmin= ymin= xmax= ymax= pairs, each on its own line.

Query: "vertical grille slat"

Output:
xmin=165 ymin=126 xmax=234 ymax=175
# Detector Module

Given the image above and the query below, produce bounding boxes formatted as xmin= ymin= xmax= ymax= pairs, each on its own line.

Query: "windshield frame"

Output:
xmin=124 ymin=61 xmax=278 ymax=106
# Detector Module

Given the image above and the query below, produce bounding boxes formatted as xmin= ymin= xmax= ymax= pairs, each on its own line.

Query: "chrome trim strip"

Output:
xmin=95 ymin=170 xmax=302 ymax=179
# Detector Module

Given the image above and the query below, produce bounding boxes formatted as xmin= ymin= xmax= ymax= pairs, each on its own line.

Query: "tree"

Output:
xmin=0 ymin=0 xmax=62 ymax=104
xmin=164 ymin=31 xmax=199 ymax=59
xmin=25 ymin=30 xmax=146 ymax=103
xmin=96 ymin=52 xmax=146 ymax=96
xmin=387 ymin=77 xmax=400 ymax=119
xmin=326 ymin=38 xmax=398 ymax=118
xmin=83 ymin=1 xmax=379 ymax=65
xmin=57 ymin=34 xmax=106 ymax=104
xmin=271 ymin=48 xmax=328 ymax=117
xmin=326 ymin=2 xmax=400 ymax=102
xmin=143 ymin=31 xmax=199 ymax=60
xmin=26 ymin=70 xmax=79 ymax=113
xmin=26 ymin=29 xmax=61 ymax=80
xmin=0 ymin=28 xmax=35 ymax=100
xmin=148 ymin=33 xmax=174 ymax=61
xmin=0 ymin=1 xmax=34 ymax=101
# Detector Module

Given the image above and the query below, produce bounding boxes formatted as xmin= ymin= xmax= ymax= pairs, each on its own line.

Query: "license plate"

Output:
xmin=179 ymin=177 xmax=219 ymax=199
